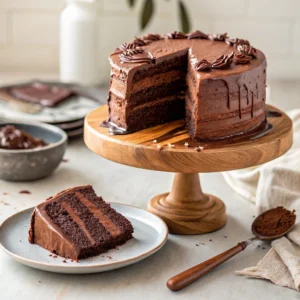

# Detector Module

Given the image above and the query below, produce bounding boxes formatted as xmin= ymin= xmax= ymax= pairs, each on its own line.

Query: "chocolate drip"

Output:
xmin=186 ymin=30 xmax=208 ymax=40
xmin=100 ymin=120 xmax=130 ymax=135
xmin=251 ymin=91 xmax=254 ymax=118
xmin=266 ymin=110 xmax=282 ymax=118
xmin=238 ymin=86 xmax=242 ymax=119
xmin=244 ymin=84 xmax=249 ymax=105
xmin=220 ymin=80 xmax=231 ymax=110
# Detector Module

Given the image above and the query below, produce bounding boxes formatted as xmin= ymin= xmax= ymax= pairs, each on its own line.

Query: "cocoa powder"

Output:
xmin=254 ymin=207 xmax=296 ymax=236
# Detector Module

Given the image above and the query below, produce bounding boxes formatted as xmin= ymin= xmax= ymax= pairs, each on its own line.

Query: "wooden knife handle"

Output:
xmin=167 ymin=242 xmax=248 ymax=291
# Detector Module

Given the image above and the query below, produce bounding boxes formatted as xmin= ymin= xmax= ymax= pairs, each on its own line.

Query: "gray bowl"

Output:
xmin=0 ymin=122 xmax=68 ymax=181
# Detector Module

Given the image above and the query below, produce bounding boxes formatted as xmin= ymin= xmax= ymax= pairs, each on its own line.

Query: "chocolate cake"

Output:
xmin=106 ymin=30 xmax=267 ymax=140
xmin=28 ymin=185 xmax=133 ymax=260
xmin=0 ymin=125 xmax=47 ymax=149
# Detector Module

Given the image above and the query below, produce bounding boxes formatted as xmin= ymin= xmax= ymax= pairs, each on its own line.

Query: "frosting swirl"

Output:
xmin=211 ymin=52 xmax=234 ymax=69
xmin=237 ymin=44 xmax=257 ymax=58
xmin=234 ymin=53 xmax=252 ymax=64
xmin=186 ymin=30 xmax=208 ymax=40
xmin=209 ymin=33 xmax=228 ymax=41
xmin=141 ymin=33 xmax=162 ymax=42
xmin=191 ymin=58 xmax=211 ymax=71
xmin=131 ymin=37 xmax=147 ymax=47
xmin=166 ymin=31 xmax=186 ymax=39
xmin=119 ymin=49 xmax=156 ymax=64
xmin=225 ymin=38 xmax=250 ymax=47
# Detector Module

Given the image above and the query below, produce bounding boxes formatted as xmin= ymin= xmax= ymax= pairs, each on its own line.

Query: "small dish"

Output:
xmin=0 ymin=203 xmax=168 ymax=274
xmin=0 ymin=121 xmax=67 ymax=181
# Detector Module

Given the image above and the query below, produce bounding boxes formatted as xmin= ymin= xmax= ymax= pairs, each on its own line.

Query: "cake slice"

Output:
xmin=28 ymin=185 xmax=133 ymax=260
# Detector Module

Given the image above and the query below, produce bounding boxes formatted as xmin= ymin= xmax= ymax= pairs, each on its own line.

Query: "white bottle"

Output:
xmin=60 ymin=0 xmax=99 ymax=86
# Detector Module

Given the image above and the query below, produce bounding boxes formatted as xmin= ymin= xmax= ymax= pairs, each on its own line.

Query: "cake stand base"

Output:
xmin=148 ymin=173 xmax=226 ymax=234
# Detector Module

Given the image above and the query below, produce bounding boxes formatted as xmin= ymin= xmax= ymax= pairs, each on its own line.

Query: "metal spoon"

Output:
xmin=167 ymin=207 xmax=296 ymax=291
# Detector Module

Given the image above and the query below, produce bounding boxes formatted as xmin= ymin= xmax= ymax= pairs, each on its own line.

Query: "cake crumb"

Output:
xmin=224 ymin=236 xmax=228 ymax=238
xmin=209 ymin=239 xmax=212 ymax=242
xmin=184 ymin=142 xmax=189 ymax=147
xmin=107 ymin=256 xmax=112 ymax=259
xmin=62 ymin=260 xmax=67 ymax=263
xmin=39 ymin=281 xmax=41 ymax=283
xmin=53 ymin=255 xmax=58 ymax=258
xmin=3 ymin=192 xmax=8 ymax=195
xmin=62 ymin=159 xmax=69 ymax=163
xmin=262 ymin=247 xmax=266 ymax=250
xmin=49 ymin=254 xmax=52 ymax=257
xmin=196 ymin=244 xmax=199 ymax=246
xmin=200 ymin=242 xmax=205 ymax=245
xmin=153 ymin=139 xmax=157 ymax=143
xmin=19 ymin=190 xmax=31 ymax=194
xmin=194 ymin=147 xmax=200 ymax=152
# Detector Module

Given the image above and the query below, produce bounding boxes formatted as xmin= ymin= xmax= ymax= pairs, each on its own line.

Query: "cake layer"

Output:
xmin=29 ymin=185 xmax=133 ymax=260
xmin=111 ymin=69 xmax=185 ymax=98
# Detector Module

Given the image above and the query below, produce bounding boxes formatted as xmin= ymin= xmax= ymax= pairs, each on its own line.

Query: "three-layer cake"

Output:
xmin=105 ymin=30 xmax=267 ymax=141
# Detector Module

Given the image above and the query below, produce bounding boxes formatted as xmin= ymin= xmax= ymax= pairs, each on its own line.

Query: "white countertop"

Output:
xmin=0 ymin=74 xmax=299 ymax=300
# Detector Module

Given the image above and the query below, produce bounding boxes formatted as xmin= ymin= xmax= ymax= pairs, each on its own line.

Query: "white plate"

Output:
xmin=0 ymin=94 xmax=99 ymax=124
xmin=0 ymin=203 xmax=168 ymax=274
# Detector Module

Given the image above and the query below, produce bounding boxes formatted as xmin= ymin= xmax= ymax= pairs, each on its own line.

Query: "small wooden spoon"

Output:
xmin=167 ymin=207 xmax=296 ymax=291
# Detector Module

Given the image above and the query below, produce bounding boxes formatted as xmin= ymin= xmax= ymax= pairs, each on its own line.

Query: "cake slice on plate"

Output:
xmin=28 ymin=185 xmax=133 ymax=260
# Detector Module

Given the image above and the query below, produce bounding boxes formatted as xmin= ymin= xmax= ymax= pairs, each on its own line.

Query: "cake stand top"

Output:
xmin=84 ymin=104 xmax=293 ymax=173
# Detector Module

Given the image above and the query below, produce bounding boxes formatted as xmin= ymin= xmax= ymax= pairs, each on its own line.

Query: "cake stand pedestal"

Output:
xmin=84 ymin=105 xmax=293 ymax=234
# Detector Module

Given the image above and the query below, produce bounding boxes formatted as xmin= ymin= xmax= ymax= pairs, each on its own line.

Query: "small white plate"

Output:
xmin=0 ymin=203 xmax=168 ymax=274
xmin=0 ymin=94 xmax=99 ymax=124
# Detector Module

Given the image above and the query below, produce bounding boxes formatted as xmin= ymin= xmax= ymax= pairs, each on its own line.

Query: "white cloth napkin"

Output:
xmin=223 ymin=109 xmax=300 ymax=291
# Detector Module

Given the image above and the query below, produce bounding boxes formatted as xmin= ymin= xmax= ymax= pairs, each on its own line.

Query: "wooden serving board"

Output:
xmin=84 ymin=104 xmax=293 ymax=173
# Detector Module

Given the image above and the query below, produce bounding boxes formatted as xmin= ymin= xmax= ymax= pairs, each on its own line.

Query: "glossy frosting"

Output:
xmin=107 ymin=30 xmax=267 ymax=140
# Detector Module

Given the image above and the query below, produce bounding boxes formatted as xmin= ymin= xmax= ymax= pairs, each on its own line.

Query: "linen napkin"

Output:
xmin=223 ymin=109 xmax=300 ymax=291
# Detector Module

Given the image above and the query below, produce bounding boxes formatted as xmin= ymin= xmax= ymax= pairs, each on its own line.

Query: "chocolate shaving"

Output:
xmin=166 ymin=31 xmax=186 ymax=39
xmin=192 ymin=58 xmax=211 ymax=71
xmin=141 ymin=33 xmax=162 ymax=42
xmin=211 ymin=52 xmax=234 ymax=69
xmin=209 ymin=33 xmax=228 ymax=41
xmin=186 ymin=30 xmax=208 ymax=39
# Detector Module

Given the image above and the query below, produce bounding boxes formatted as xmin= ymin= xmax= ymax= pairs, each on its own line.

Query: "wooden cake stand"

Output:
xmin=84 ymin=105 xmax=293 ymax=234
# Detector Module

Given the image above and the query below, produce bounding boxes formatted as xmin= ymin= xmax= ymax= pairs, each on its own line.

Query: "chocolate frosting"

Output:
xmin=186 ymin=30 xmax=208 ymax=40
xmin=191 ymin=58 xmax=211 ymax=71
xmin=0 ymin=125 xmax=47 ymax=150
xmin=211 ymin=52 xmax=234 ymax=69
